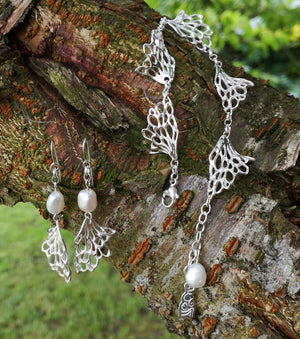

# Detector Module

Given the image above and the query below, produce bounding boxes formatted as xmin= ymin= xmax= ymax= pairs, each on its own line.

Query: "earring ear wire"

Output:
xmin=74 ymin=138 xmax=116 ymax=273
xmin=49 ymin=140 xmax=61 ymax=186
xmin=82 ymin=138 xmax=89 ymax=160
xmin=42 ymin=140 xmax=72 ymax=283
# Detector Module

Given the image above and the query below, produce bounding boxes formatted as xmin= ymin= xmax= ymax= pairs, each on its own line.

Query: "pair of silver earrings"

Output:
xmin=42 ymin=139 xmax=115 ymax=283
xmin=136 ymin=10 xmax=255 ymax=319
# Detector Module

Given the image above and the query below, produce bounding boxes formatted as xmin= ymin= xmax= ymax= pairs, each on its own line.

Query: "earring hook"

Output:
xmin=50 ymin=140 xmax=59 ymax=165
xmin=82 ymin=138 xmax=91 ymax=164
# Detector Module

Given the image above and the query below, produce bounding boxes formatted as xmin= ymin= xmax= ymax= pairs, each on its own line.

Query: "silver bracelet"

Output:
xmin=136 ymin=10 xmax=255 ymax=319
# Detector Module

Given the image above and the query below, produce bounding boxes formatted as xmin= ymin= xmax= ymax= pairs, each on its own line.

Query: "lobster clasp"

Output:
xmin=162 ymin=186 xmax=179 ymax=208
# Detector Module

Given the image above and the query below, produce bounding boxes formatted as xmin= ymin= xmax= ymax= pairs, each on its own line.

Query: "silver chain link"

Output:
xmin=83 ymin=160 xmax=93 ymax=189
xmin=136 ymin=18 xmax=178 ymax=208
xmin=137 ymin=12 xmax=255 ymax=316
xmin=49 ymin=141 xmax=61 ymax=190
xmin=82 ymin=138 xmax=93 ymax=189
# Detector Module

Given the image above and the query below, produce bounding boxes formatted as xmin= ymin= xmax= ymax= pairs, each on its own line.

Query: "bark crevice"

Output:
xmin=0 ymin=1 xmax=299 ymax=338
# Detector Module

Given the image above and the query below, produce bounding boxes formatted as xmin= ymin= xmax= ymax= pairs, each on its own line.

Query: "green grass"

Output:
xmin=0 ymin=203 xmax=178 ymax=339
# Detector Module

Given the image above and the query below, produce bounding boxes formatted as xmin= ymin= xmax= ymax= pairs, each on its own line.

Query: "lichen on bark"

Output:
xmin=0 ymin=0 xmax=299 ymax=338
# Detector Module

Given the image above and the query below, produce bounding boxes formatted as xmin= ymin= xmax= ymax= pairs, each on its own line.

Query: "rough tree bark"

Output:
xmin=0 ymin=0 xmax=299 ymax=338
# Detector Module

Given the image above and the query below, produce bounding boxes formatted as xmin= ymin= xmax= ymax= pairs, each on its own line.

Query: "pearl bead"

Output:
xmin=185 ymin=263 xmax=207 ymax=288
xmin=47 ymin=191 xmax=65 ymax=215
xmin=77 ymin=188 xmax=97 ymax=212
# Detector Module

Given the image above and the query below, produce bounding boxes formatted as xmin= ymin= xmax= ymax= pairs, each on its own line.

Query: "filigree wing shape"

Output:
xmin=208 ymin=135 xmax=255 ymax=199
xmin=179 ymin=289 xmax=195 ymax=318
xmin=41 ymin=223 xmax=71 ymax=283
xmin=142 ymin=100 xmax=178 ymax=159
xmin=135 ymin=30 xmax=175 ymax=84
xmin=215 ymin=70 xmax=254 ymax=113
xmin=74 ymin=218 xmax=116 ymax=273
xmin=167 ymin=10 xmax=213 ymax=51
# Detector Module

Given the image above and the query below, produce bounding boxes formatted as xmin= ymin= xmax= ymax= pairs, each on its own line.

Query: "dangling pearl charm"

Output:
xmin=185 ymin=263 xmax=207 ymax=288
xmin=47 ymin=191 xmax=65 ymax=215
xmin=77 ymin=188 xmax=97 ymax=212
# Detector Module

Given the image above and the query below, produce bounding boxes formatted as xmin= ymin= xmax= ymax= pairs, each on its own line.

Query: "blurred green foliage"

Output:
xmin=145 ymin=0 xmax=300 ymax=98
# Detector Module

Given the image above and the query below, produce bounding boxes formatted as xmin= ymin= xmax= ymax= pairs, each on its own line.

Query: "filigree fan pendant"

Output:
xmin=167 ymin=10 xmax=213 ymax=51
xmin=136 ymin=30 xmax=175 ymax=84
xmin=215 ymin=70 xmax=254 ymax=114
xmin=74 ymin=218 xmax=116 ymax=273
xmin=41 ymin=222 xmax=71 ymax=283
xmin=142 ymin=101 xmax=178 ymax=160
xmin=208 ymin=135 xmax=255 ymax=199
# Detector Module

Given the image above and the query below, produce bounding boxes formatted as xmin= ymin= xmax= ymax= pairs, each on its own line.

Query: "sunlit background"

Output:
xmin=0 ymin=0 xmax=299 ymax=338
xmin=146 ymin=0 xmax=300 ymax=98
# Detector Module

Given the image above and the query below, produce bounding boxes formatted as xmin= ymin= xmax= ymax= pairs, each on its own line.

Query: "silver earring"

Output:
xmin=136 ymin=10 xmax=255 ymax=319
xmin=74 ymin=138 xmax=116 ymax=273
xmin=42 ymin=140 xmax=71 ymax=283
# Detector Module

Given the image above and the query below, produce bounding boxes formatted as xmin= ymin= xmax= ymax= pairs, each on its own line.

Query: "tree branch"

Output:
xmin=0 ymin=0 xmax=299 ymax=338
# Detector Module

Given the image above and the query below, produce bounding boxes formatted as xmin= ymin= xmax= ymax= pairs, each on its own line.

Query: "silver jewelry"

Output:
xmin=42 ymin=140 xmax=71 ymax=283
xmin=136 ymin=10 xmax=255 ymax=319
xmin=136 ymin=19 xmax=178 ymax=208
xmin=74 ymin=138 xmax=116 ymax=273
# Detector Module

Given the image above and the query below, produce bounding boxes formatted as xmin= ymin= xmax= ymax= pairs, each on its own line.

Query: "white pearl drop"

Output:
xmin=77 ymin=188 xmax=97 ymax=212
xmin=185 ymin=263 xmax=207 ymax=288
xmin=47 ymin=191 xmax=65 ymax=215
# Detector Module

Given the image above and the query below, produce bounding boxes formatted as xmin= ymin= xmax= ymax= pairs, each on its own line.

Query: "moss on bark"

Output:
xmin=0 ymin=1 xmax=299 ymax=338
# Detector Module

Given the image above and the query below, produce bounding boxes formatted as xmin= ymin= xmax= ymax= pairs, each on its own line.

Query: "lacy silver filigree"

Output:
xmin=208 ymin=135 xmax=255 ymax=198
xmin=167 ymin=11 xmax=213 ymax=52
xmin=136 ymin=18 xmax=179 ymax=207
xmin=136 ymin=10 xmax=255 ymax=319
xmin=136 ymin=29 xmax=175 ymax=85
xmin=74 ymin=139 xmax=116 ymax=273
xmin=42 ymin=141 xmax=71 ymax=283
xmin=215 ymin=68 xmax=254 ymax=114
xmin=74 ymin=215 xmax=116 ymax=273
xmin=142 ymin=99 xmax=178 ymax=158
xmin=42 ymin=216 xmax=71 ymax=283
